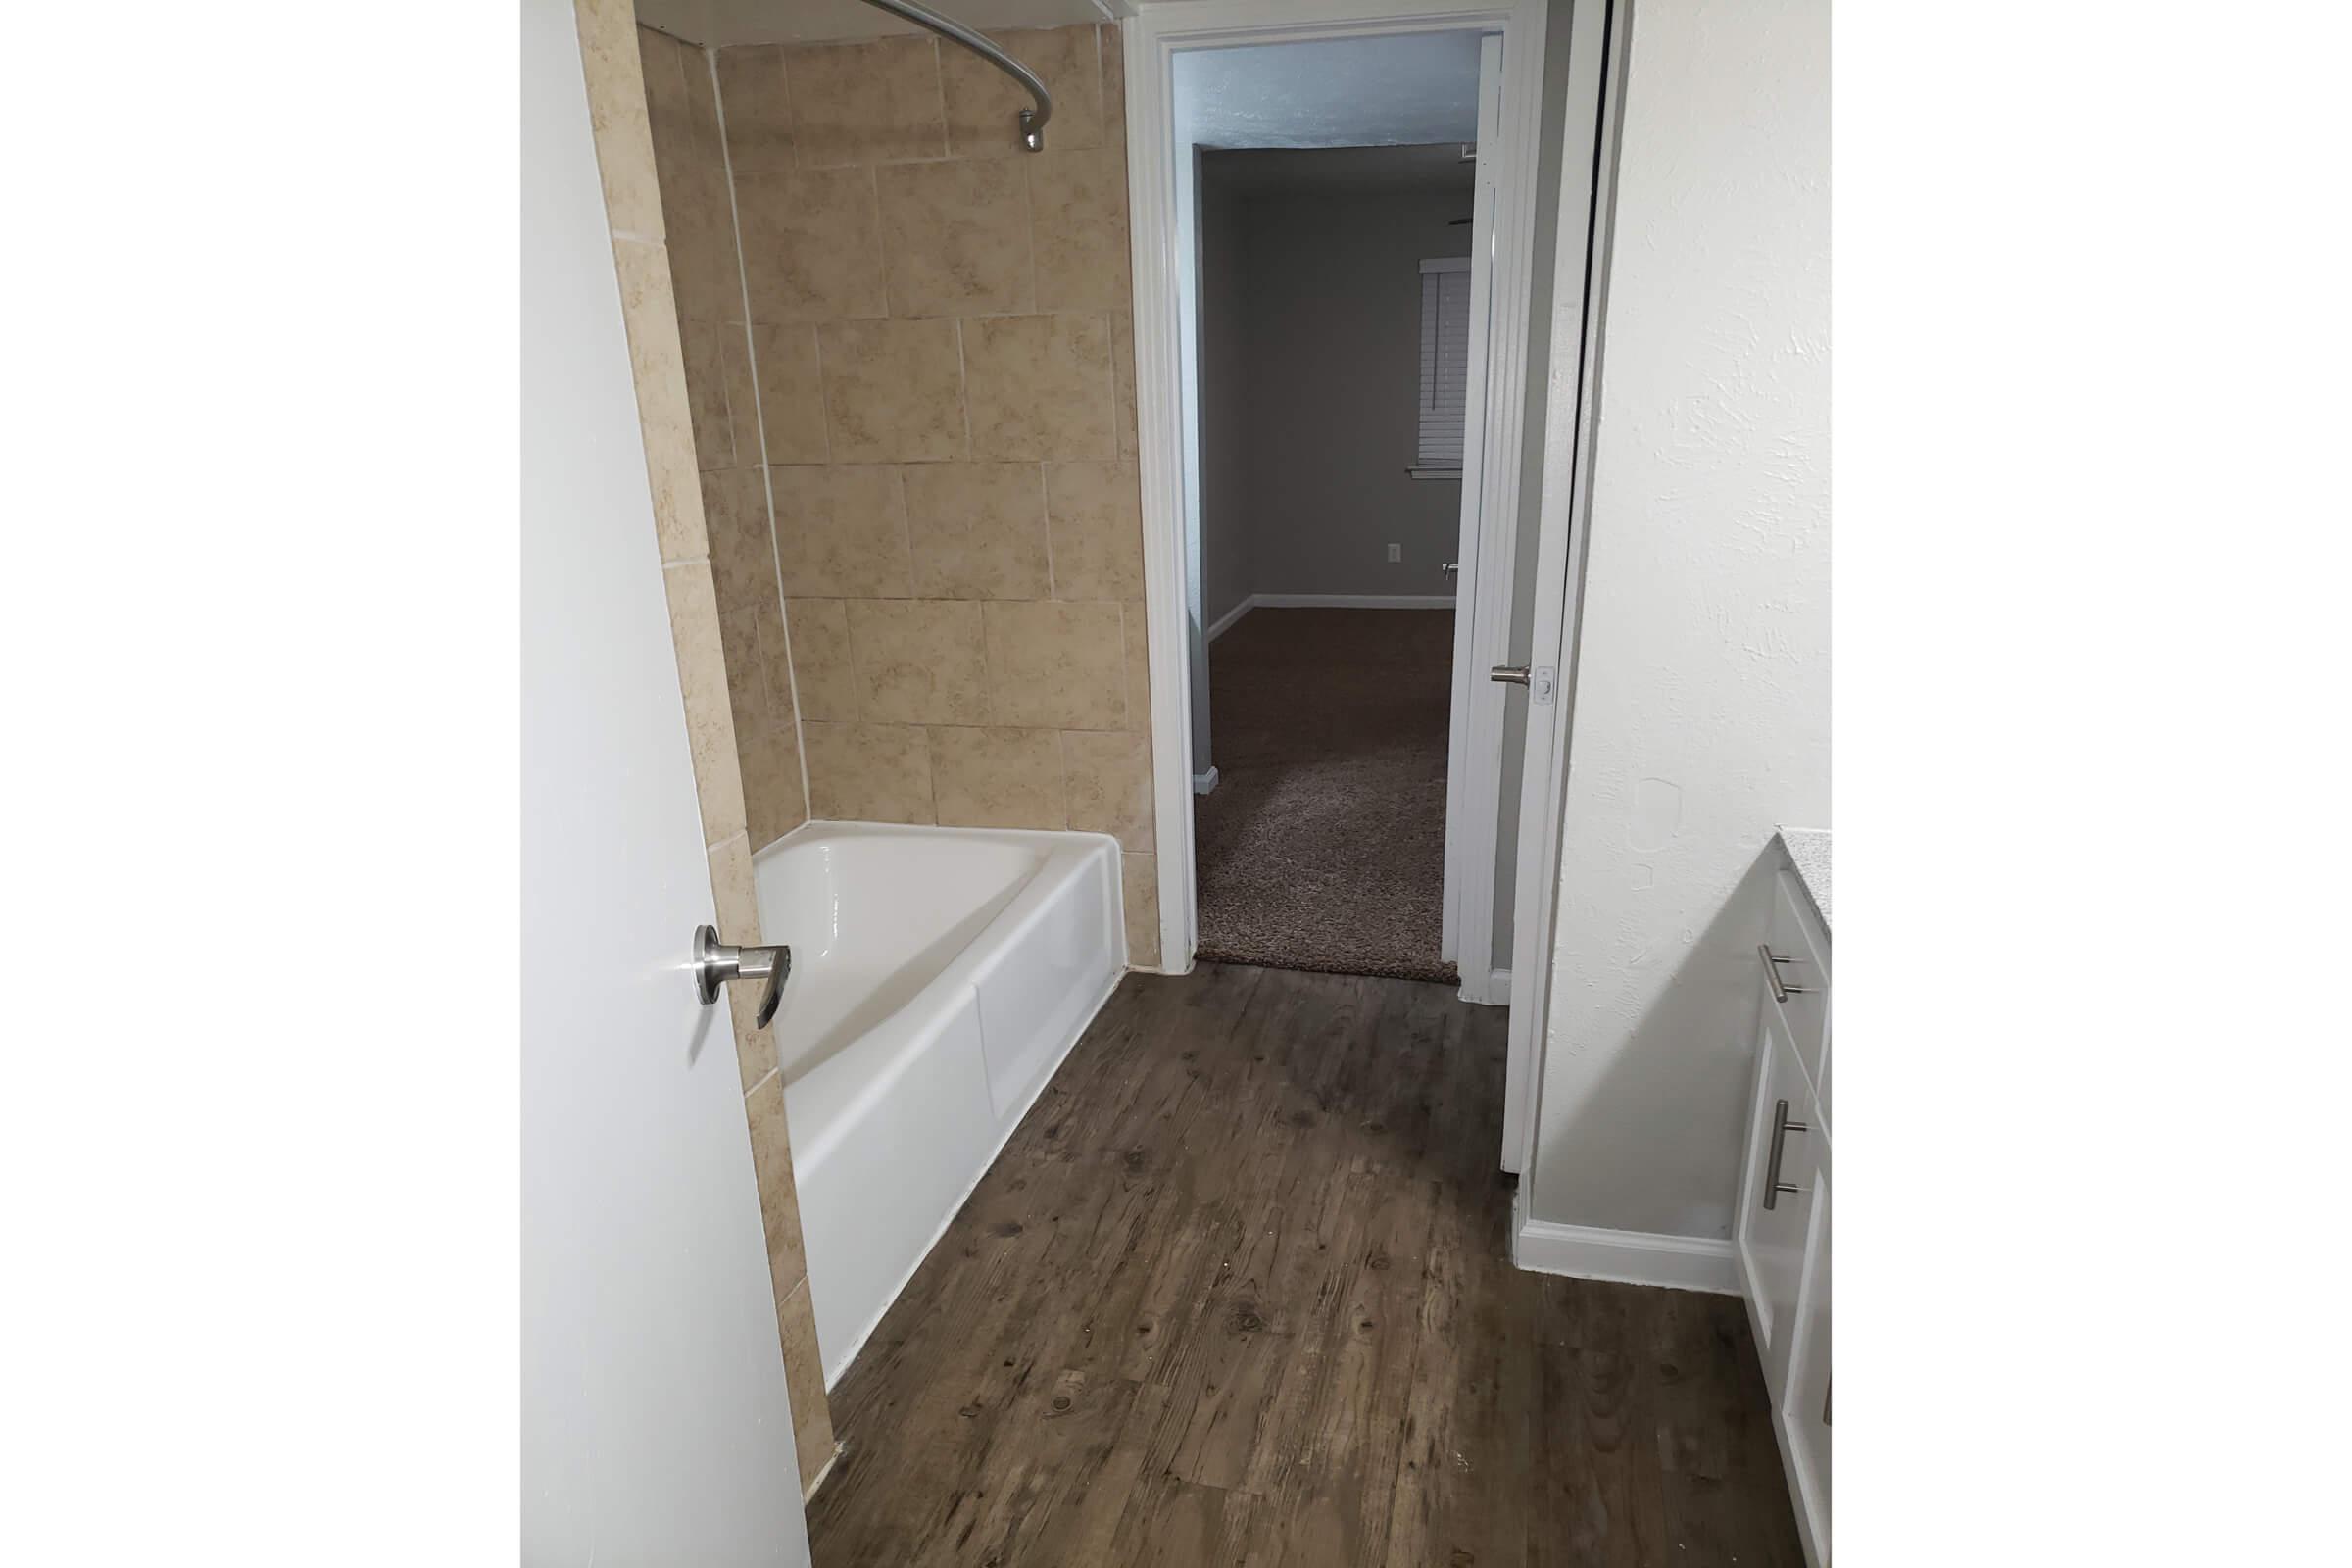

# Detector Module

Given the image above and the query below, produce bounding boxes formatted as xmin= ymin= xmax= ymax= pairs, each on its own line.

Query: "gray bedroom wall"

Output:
xmin=1198 ymin=170 xmax=1256 ymax=631
xmin=1198 ymin=166 xmax=1472 ymax=612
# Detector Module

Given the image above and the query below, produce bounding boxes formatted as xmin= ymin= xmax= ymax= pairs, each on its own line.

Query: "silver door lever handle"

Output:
xmin=1490 ymin=664 xmax=1531 ymax=686
xmin=693 ymin=924 xmax=792 ymax=1028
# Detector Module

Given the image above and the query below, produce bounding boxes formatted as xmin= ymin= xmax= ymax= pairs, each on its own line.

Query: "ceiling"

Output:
xmin=636 ymin=0 xmax=1121 ymax=48
xmin=630 ymin=3 xmax=1484 ymax=152
xmin=1201 ymin=143 xmax=1476 ymax=198
xmin=1174 ymin=31 xmax=1483 ymax=151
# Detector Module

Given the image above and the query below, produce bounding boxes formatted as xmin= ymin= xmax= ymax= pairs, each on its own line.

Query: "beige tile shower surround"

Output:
xmin=569 ymin=0 xmax=832 ymax=1496
xmin=640 ymin=24 xmax=812 ymax=853
xmin=643 ymin=18 xmax=1162 ymax=969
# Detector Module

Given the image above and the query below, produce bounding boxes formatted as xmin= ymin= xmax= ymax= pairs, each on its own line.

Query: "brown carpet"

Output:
xmin=1193 ymin=608 xmax=1458 ymax=984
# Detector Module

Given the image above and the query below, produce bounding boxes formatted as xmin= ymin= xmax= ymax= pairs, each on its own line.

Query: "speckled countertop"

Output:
xmin=1776 ymin=827 xmax=1831 ymax=930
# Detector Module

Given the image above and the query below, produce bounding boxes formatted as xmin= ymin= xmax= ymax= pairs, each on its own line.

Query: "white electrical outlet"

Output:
xmin=1386 ymin=543 xmax=1401 ymax=564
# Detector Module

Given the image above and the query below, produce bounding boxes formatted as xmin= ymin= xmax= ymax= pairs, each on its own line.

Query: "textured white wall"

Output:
xmin=1528 ymin=0 xmax=1829 ymax=1238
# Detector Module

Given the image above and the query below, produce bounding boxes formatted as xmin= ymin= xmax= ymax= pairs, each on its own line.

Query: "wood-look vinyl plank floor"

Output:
xmin=805 ymin=964 xmax=1805 ymax=1567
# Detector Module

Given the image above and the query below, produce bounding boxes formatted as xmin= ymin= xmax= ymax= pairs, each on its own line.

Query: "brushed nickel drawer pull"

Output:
xmin=1757 ymin=944 xmax=1811 ymax=1004
xmin=1762 ymin=1097 xmax=1810 ymax=1210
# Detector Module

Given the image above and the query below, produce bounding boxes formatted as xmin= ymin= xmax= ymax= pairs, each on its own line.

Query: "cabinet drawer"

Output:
xmin=1761 ymin=870 xmax=1830 ymax=1090
xmin=1735 ymin=997 xmax=1822 ymax=1390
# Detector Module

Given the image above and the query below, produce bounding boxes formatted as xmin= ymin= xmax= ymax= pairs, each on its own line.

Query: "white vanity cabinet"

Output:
xmin=1736 ymin=860 xmax=1832 ymax=1566
xmin=1782 ymin=1148 xmax=1832 ymax=1554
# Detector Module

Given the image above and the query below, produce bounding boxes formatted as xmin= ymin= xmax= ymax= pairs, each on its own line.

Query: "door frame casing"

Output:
xmin=1123 ymin=0 xmax=1553 ymax=975
xmin=1501 ymin=0 xmax=1626 ymax=1173
xmin=1441 ymin=29 xmax=1509 ymax=994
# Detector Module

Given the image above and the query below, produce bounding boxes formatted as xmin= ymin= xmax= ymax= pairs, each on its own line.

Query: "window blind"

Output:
xmin=1417 ymin=257 xmax=1473 ymax=469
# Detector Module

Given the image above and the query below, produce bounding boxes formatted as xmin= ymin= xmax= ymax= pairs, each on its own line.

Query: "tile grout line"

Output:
xmin=1099 ymin=308 xmax=1117 ymax=464
xmin=1054 ymin=727 xmax=1072 ymax=831
xmin=869 ymin=162 xmax=893 ymax=320
xmin=925 ymin=34 xmax=948 ymax=161
xmin=1115 ymin=600 xmax=1129 ymax=730
xmin=844 ymin=572 xmax=868 ymax=732
xmin=779 ymin=42 xmax=803 ymax=175
xmin=706 ymin=40 xmax=815 ymax=833
xmin=953 ymin=316 xmax=975 ymax=463
xmin=616 ymin=41 xmax=704 ymax=577
xmin=1039 ymin=463 xmax=1057 ymax=600
xmin=707 ymin=829 xmax=755 ymax=941
xmin=893 ymin=467 xmax=917 ymax=603
xmin=1022 ymin=152 xmax=1040 ymax=316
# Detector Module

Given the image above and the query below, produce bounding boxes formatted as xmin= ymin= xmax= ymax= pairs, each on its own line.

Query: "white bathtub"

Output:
xmin=752 ymin=821 xmax=1125 ymax=1384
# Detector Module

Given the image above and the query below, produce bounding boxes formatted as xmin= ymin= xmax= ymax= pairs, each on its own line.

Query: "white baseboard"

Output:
xmin=1513 ymin=1213 xmax=1740 ymax=1295
xmin=1458 ymin=966 xmax=1510 ymax=1005
xmin=1251 ymin=592 xmax=1458 ymax=610
xmin=1205 ymin=598 xmax=1253 ymax=643
xmin=1206 ymin=592 xmax=1456 ymax=643
xmin=801 ymin=1441 xmax=844 ymax=1500
xmin=1191 ymin=765 xmax=1220 ymax=795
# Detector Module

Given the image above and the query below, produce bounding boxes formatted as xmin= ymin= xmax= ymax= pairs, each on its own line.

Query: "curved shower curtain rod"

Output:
xmin=855 ymin=0 xmax=1054 ymax=151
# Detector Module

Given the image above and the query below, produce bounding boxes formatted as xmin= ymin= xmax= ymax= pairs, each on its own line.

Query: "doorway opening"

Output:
xmin=1134 ymin=6 xmax=1553 ymax=1003
xmin=1192 ymin=140 xmax=1477 ymax=983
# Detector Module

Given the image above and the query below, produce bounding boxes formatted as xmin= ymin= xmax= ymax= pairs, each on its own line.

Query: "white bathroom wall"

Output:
xmin=1526 ymin=0 xmax=1829 ymax=1240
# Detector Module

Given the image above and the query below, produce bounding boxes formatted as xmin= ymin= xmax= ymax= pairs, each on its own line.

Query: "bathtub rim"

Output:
xmin=751 ymin=818 xmax=1127 ymax=1102
xmin=753 ymin=816 xmax=1130 ymax=863
xmin=763 ymin=823 xmax=1117 ymax=1158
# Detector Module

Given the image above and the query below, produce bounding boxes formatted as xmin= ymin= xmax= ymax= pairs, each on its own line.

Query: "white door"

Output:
xmin=1501 ymin=0 xmax=1618 ymax=1170
xmin=1439 ymin=31 xmax=1508 ymax=976
xmin=522 ymin=4 xmax=811 ymax=1564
